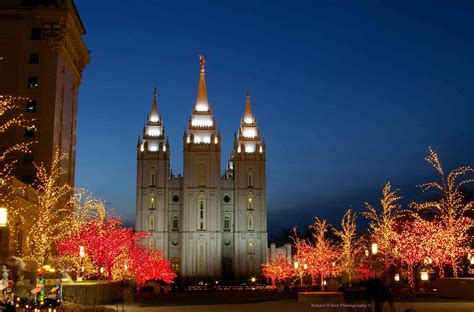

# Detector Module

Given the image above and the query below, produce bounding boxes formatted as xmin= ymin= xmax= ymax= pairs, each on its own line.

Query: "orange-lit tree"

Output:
xmin=334 ymin=209 xmax=362 ymax=285
xmin=363 ymin=181 xmax=406 ymax=269
xmin=24 ymin=150 xmax=73 ymax=267
xmin=412 ymin=147 xmax=473 ymax=277
xmin=261 ymin=253 xmax=293 ymax=287
xmin=393 ymin=219 xmax=430 ymax=290
xmin=0 ymin=95 xmax=35 ymax=255
xmin=0 ymin=95 xmax=34 ymax=185
xmin=309 ymin=218 xmax=341 ymax=287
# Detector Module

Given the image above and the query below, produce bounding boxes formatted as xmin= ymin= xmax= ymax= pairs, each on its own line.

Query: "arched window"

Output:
xmin=198 ymin=163 xmax=206 ymax=186
xmin=148 ymin=215 xmax=155 ymax=231
xmin=149 ymin=193 xmax=156 ymax=210
xmin=197 ymin=194 xmax=206 ymax=230
xmin=247 ymin=214 xmax=254 ymax=231
xmin=150 ymin=167 xmax=156 ymax=186
xmin=248 ymin=240 xmax=254 ymax=254
xmin=248 ymin=169 xmax=253 ymax=187
xmin=224 ymin=216 xmax=231 ymax=231
xmin=172 ymin=215 xmax=179 ymax=231
xmin=197 ymin=240 xmax=206 ymax=275
xmin=247 ymin=195 xmax=253 ymax=210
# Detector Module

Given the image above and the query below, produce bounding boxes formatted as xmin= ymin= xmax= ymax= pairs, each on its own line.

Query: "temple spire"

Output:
xmin=195 ymin=54 xmax=209 ymax=111
xmin=244 ymin=90 xmax=253 ymax=124
xmin=150 ymin=88 xmax=159 ymax=122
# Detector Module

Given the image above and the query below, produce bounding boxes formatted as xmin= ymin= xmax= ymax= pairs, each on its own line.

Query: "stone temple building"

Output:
xmin=135 ymin=56 xmax=267 ymax=283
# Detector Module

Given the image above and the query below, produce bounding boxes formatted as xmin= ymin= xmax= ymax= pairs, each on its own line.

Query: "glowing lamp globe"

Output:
xmin=294 ymin=261 xmax=299 ymax=269
xmin=394 ymin=274 xmax=400 ymax=282
xmin=420 ymin=271 xmax=429 ymax=281
xmin=371 ymin=243 xmax=378 ymax=255
xmin=0 ymin=207 xmax=7 ymax=227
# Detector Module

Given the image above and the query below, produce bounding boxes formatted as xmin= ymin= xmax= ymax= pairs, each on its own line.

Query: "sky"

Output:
xmin=74 ymin=0 xmax=474 ymax=237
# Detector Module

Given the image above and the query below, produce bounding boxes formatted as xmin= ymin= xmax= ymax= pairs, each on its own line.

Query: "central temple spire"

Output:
xmin=244 ymin=90 xmax=253 ymax=124
xmin=150 ymin=88 xmax=159 ymax=122
xmin=195 ymin=54 xmax=209 ymax=112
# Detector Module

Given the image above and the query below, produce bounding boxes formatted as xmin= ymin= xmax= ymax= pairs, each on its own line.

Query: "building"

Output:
xmin=0 ymin=0 xmax=90 ymax=186
xmin=0 ymin=177 xmax=38 ymax=267
xmin=135 ymin=56 xmax=268 ymax=283
xmin=0 ymin=0 xmax=89 ymax=266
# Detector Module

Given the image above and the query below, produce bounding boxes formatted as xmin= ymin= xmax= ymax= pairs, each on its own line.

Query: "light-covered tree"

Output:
xmin=310 ymin=218 xmax=341 ymax=287
xmin=334 ymin=209 xmax=362 ymax=285
xmin=261 ymin=253 xmax=293 ymax=287
xmin=412 ymin=147 xmax=473 ymax=277
xmin=24 ymin=150 xmax=73 ymax=267
xmin=363 ymin=181 xmax=406 ymax=268
xmin=0 ymin=94 xmax=35 ymax=256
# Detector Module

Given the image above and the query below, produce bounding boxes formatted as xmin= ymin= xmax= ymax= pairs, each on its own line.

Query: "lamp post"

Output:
xmin=77 ymin=246 xmax=85 ymax=281
xmin=371 ymin=243 xmax=378 ymax=255
xmin=0 ymin=208 xmax=7 ymax=263
xmin=0 ymin=208 xmax=7 ymax=227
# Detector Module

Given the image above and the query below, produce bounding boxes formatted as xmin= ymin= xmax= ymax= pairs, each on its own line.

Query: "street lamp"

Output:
xmin=293 ymin=261 xmax=299 ymax=270
xmin=420 ymin=271 xmax=429 ymax=281
xmin=371 ymin=243 xmax=378 ymax=255
xmin=394 ymin=274 xmax=400 ymax=282
xmin=0 ymin=207 xmax=7 ymax=227
xmin=77 ymin=246 xmax=85 ymax=281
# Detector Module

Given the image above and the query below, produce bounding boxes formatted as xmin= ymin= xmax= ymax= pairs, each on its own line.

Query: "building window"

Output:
xmin=172 ymin=216 xmax=179 ymax=231
xmin=150 ymin=168 xmax=155 ymax=186
xmin=197 ymin=196 xmax=206 ymax=230
xmin=28 ymin=52 xmax=39 ymax=64
xmin=27 ymin=76 xmax=39 ymax=88
xmin=248 ymin=240 xmax=254 ymax=254
xmin=223 ymin=194 xmax=231 ymax=203
xmin=15 ymin=224 xmax=24 ymax=257
xmin=21 ymin=175 xmax=33 ymax=184
xmin=248 ymin=169 xmax=253 ymax=187
xmin=149 ymin=194 xmax=156 ymax=210
xmin=26 ymin=100 xmax=36 ymax=112
xmin=197 ymin=240 xmax=206 ymax=275
xmin=23 ymin=153 xmax=34 ymax=163
xmin=247 ymin=196 xmax=253 ymax=210
xmin=148 ymin=240 xmax=155 ymax=251
xmin=148 ymin=215 xmax=155 ymax=231
xmin=172 ymin=194 xmax=180 ymax=203
xmin=171 ymin=258 xmax=180 ymax=273
xmin=224 ymin=216 xmax=231 ymax=231
xmin=247 ymin=214 xmax=254 ymax=231
xmin=30 ymin=27 xmax=41 ymax=40
xmin=25 ymin=126 xmax=35 ymax=138
xmin=198 ymin=163 xmax=206 ymax=186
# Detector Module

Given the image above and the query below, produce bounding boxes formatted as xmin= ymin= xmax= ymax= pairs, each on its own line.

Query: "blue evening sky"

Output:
xmin=74 ymin=1 xmax=474 ymax=234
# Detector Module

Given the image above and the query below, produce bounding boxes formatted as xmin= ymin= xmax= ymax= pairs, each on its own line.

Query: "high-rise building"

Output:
xmin=136 ymin=56 xmax=268 ymax=283
xmin=0 ymin=0 xmax=90 ymax=186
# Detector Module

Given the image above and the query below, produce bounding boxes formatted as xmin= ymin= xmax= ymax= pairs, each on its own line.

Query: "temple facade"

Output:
xmin=135 ymin=56 xmax=267 ymax=283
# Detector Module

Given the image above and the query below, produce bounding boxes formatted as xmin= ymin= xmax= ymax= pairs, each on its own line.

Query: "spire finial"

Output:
xmin=150 ymin=88 xmax=159 ymax=122
xmin=195 ymin=54 xmax=209 ymax=111
xmin=244 ymin=90 xmax=253 ymax=123
xmin=199 ymin=54 xmax=206 ymax=74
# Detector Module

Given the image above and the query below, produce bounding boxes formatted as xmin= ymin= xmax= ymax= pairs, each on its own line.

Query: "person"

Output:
xmin=31 ymin=268 xmax=46 ymax=303
xmin=1 ymin=265 xmax=8 ymax=290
